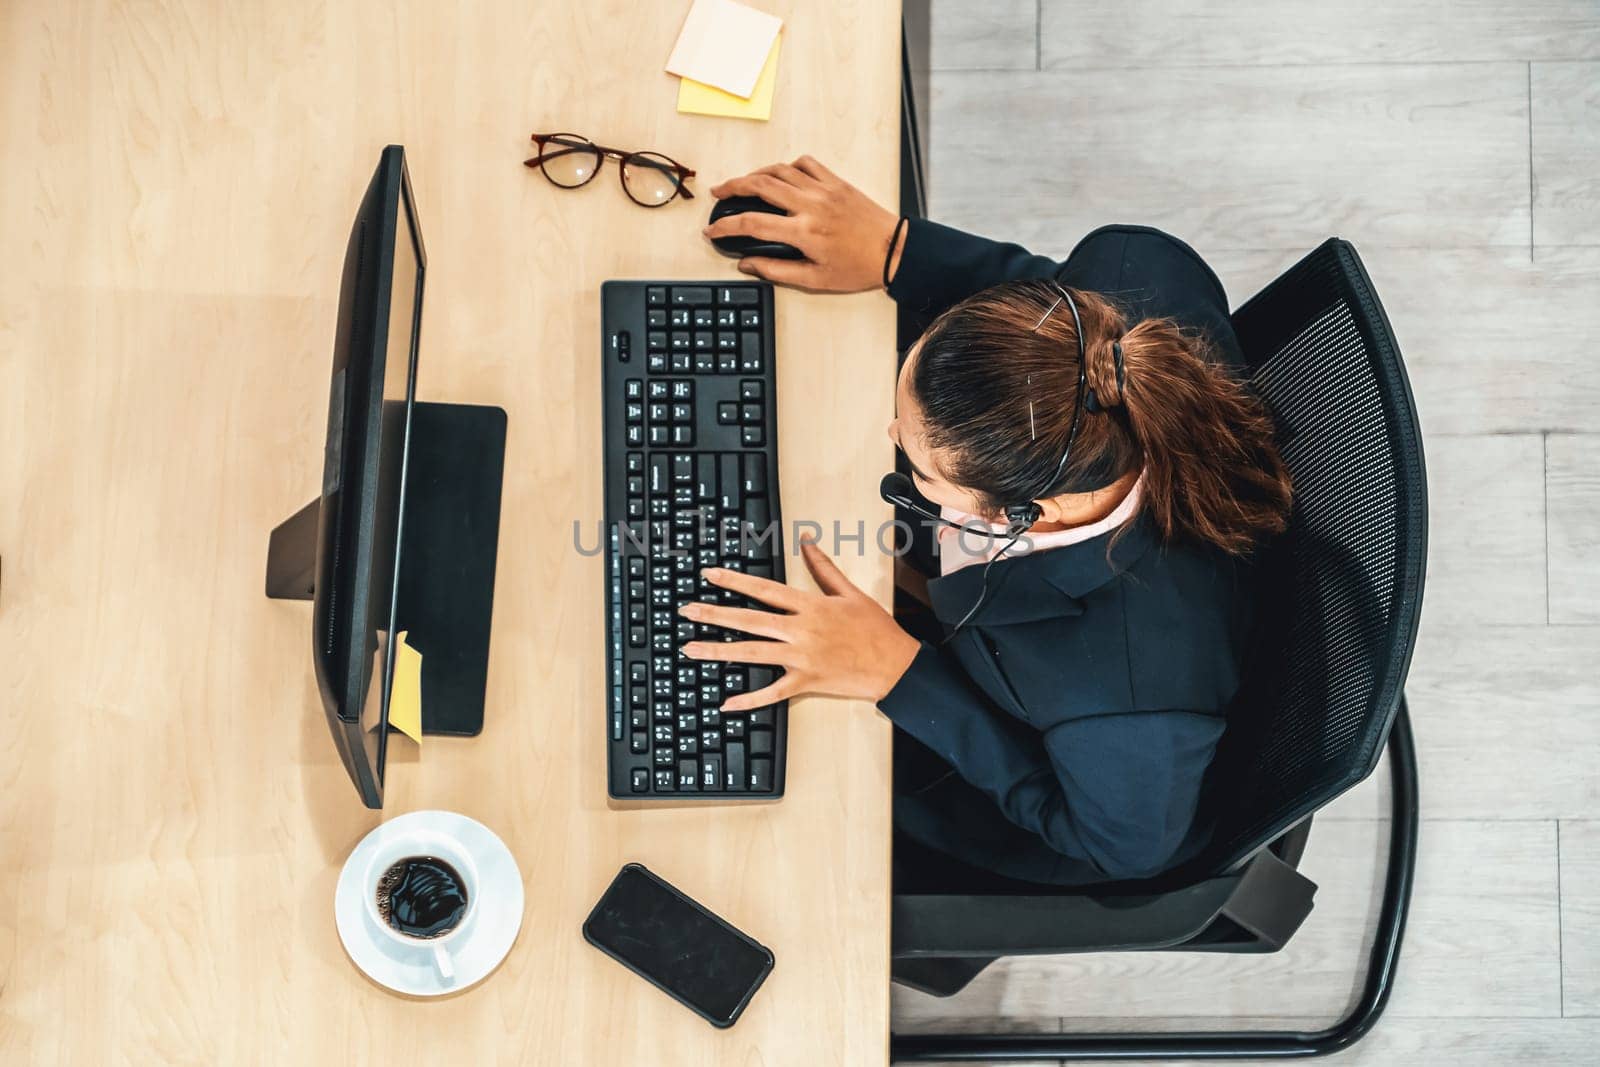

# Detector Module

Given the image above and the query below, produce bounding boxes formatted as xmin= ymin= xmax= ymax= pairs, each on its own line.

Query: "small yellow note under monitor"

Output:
xmin=677 ymin=35 xmax=781 ymax=121
xmin=388 ymin=630 xmax=424 ymax=744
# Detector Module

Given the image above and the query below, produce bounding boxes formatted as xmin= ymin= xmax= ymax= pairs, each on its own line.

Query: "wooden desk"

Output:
xmin=0 ymin=2 xmax=900 ymax=1062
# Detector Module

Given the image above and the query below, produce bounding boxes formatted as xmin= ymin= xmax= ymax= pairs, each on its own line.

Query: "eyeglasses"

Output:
xmin=524 ymin=133 xmax=696 ymax=208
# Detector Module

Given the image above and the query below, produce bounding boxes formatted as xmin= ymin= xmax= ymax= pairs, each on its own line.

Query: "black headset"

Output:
xmin=881 ymin=281 xmax=1092 ymax=633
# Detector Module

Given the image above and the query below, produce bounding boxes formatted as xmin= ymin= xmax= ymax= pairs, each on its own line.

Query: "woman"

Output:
xmin=681 ymin=156 xmax=1292 ymax=885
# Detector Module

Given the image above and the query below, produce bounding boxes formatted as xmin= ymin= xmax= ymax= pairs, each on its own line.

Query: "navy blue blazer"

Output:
xmin=880 ymin=220 xmax=1257 ymax=885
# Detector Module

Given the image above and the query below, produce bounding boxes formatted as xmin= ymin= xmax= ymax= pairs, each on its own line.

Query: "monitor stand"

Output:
xmin=265 ymin=401 xmax=508 ymax=736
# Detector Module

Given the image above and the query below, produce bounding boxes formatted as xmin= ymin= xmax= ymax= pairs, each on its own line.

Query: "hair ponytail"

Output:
xmin=1115 ymin=316 xmax=1291 ymax=555
xmin=911 ymin=280 xmax=1292 ymax=557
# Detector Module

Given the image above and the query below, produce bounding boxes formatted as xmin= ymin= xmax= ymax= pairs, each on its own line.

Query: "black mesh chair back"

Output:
xmin=1198 ymin=239 xmax=1427 ymax=875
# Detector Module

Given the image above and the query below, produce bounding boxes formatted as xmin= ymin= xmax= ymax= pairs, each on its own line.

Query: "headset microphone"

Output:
xmin=878 ymin=472 xmax=1022 ymax=541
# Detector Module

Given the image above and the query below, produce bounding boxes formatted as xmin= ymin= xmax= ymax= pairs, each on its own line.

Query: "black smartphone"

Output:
xmin=582 ymin=863 xmax=774 ymax=1028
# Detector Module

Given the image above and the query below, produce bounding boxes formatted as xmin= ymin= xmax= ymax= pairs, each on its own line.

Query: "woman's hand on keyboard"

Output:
xmin=705 ymin=156 xmax=904 ymax=293
xmin=678 ymin=538 xmax=921 ymax=708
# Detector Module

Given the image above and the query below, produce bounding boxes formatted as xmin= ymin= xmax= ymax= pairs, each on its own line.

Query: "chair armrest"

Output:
xmin=892 ymin=849 xmax=1315 ymax=957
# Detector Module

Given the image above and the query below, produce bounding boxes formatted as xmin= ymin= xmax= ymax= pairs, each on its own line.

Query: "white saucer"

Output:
xmin=335 ymin=810 xmax=524 ymax=996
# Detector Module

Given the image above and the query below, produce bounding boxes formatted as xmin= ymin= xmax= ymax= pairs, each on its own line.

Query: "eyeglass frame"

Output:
xmin=524 ymin=132 xmax=696 ymax=208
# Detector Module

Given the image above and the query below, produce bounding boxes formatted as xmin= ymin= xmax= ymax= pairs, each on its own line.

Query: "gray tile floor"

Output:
xmin=897 ymin=3 xmax=1599 ymax=1063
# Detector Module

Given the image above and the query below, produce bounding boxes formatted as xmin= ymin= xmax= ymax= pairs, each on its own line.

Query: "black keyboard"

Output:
xmin=601 ymin=281 xmax=787 ymax=799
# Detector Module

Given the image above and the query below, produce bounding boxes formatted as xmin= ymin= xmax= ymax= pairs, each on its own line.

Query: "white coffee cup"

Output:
xmin=363 ymin=830 xmax=479 ymax=982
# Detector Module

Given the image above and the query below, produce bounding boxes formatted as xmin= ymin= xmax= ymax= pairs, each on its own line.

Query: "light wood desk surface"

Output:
xmin=0 ymin=2 xmax=901 ymax=1062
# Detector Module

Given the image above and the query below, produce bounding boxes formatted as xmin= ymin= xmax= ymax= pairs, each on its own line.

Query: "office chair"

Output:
xmin=888 ymin=239 xmax=1428 ymax=1062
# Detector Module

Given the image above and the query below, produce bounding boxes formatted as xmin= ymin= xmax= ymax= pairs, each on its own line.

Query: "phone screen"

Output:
xmin=582 ymin=864 xmax=773 ymax=1027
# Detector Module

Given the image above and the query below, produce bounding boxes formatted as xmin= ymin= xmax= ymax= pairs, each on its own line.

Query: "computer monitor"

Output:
xmin=267 ymin=145 xmax=504 ymax=809
xmin=266 ymin=145 xmax=422 ymax=807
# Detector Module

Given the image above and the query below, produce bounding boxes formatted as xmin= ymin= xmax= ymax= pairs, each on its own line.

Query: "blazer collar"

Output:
xmin=926 ymin=514 xmax=1160 ymax=626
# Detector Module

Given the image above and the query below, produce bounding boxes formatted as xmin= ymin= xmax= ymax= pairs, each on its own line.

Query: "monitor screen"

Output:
xmin=357 ymin=179 xmax=423 ymax=781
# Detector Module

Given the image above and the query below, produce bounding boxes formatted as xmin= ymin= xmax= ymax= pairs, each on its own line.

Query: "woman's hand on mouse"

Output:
xmin=705 ymin=157 xmax=905 ymax=293
xmin=677 ymin=538 xmax=921 ymax=710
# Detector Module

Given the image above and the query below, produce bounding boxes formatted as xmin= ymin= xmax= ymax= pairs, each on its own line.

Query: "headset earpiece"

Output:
xmin=1003 ymin=501 xmax=1042 ymax=536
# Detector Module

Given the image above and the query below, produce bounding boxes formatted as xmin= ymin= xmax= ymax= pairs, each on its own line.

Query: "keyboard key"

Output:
xmin=646 ymin=286 xmax=666 ymax=306
xmin=654 ymin=747 xmax=675 ymax=767
xmin=741 ymin=453 xmax=766 ymax=495
xmin=738 ymin=333 xmax=762 ymax=372
xmin=669 ymin=308 xmax=691 ymax=327
xmin=670 ymin=380 xmax=693 ymax=400
xmin=670 ymin=353 xmax=690 ymax=373
xmin=678 ymin=759 xmax=700 ymax=790
xmin=693 ymin=308 xmax=714 ymax=328
xmin=741 ymin=426 xmax=764 ymax=447
xmin=701 ymin=728 xmax=722 ymax=752
xmin=718 ymin=401 xmax=738 ymax=425
xmin=632 ymin=767 xmax=650 ymax=792
xmin=716 ymin=309 xmax=737 ymax=327
xmin=718 ymin=286 xmax=759 ymax=305
xmin=701 ymin=755 xmax=722 ymax=790
xmin=740 ymin=308 xmax=760 ymax=327
xmin=716 ymin=332 xmax=737 ymax=351
xmin=724 ymin=742 xmax=746 ymax=791
xmin=750 ymin=730 xmax=773 ymax=757
xmin=672 ymin=287 xmax=713 ymax=306
xmin=749 ymin=758 xmax=773 ymax=792
xmin=739 ymin=379 xmax=762 ymax=402
xmin=695 ymin=455 xmax=717 ymax=500
xmin=719 ymin=455 xmax=741 ymax=512
xmin=716 ymin=350 xmax=738 ymax=374
xmin=724 ymin=717 xmax=747 ymax=740
xmin=631 ymin=731 xmax=649 ymax=754
xmin=647 ymin=310 xmax=667 ymax=328
xmin=654 ymin=769 xmax=674 ymax=791
xmin=741 ymin=403 xmax=762 ymax=424
xmin=647 ymin=353 xmax=666 ymax=373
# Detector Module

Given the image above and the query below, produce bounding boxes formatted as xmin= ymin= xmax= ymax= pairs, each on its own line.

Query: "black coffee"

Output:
xmin=375 ymin=856 xmax=469 ymax=939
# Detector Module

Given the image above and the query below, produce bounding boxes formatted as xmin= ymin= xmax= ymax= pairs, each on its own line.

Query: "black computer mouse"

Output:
xmin=707 ymin=196 xmax=805 ymax=260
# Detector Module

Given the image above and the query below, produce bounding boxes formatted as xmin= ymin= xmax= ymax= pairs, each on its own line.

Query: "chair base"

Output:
xmin=890 ymin=698 xmax=1419 ymax=1062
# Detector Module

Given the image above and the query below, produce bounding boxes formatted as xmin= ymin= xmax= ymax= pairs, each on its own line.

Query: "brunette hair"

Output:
xmin=909 ymin=280 xmax=1292 ymax=556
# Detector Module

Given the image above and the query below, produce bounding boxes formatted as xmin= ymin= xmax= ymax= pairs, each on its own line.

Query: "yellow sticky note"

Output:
xmin=388 ymin=630 xmax=424 ymax=744
xmin=678 ymin=36 xmax=780 ymax=121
